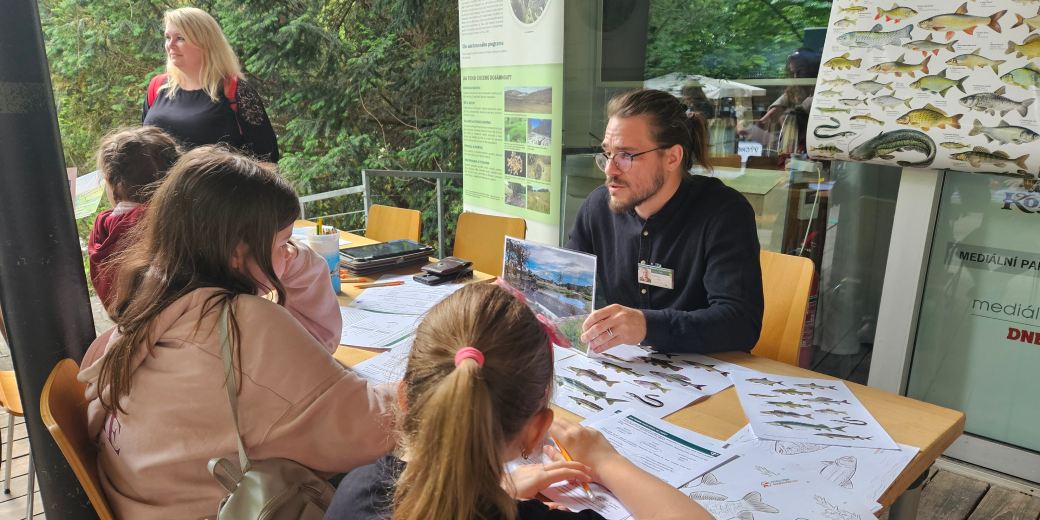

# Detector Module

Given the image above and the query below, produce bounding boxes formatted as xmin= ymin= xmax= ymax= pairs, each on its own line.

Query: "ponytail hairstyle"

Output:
xmin=607 ymin=88 xmax=712 ymax=172
xmin=97 ymin=146 xmax=299 ymax=413
xmin=393 ymin=283 xmax=553 ymax=520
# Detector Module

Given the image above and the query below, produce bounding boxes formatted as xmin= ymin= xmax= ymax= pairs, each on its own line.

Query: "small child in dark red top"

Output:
xmin=88 ymin=126 xmax=181 ymax=308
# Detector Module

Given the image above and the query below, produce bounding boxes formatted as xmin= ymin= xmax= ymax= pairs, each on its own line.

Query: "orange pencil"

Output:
xmin=355 ymin=281 xmax=405 ymax=289
xmin=550 ymin=434 xmax=596 ymax=500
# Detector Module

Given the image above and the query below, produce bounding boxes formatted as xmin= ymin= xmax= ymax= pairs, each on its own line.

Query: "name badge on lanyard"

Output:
xmin=637 ymin=262 xmax=674 ymax=290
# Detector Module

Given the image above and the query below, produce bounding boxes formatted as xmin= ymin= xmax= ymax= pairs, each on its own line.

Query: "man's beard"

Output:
xmin=606 ymin=170 xmax=666 ymax=214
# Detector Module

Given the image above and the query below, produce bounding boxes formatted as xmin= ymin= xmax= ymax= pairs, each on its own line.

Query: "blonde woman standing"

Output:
xmin=142 ymin=7 xmax=280 ymax=162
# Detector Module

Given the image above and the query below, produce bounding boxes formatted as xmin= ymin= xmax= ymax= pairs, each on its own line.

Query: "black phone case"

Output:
xmin=421 ymin=256 xmax=472 ymax=276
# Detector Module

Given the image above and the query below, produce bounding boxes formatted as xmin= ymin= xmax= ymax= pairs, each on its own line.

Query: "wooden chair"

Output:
xmin=453 ymin=212 xmax=527 ymax=277
xmin=41 ymin=359 xmax=115 ymax=520
xmin=751 ymin=251 xmax=815 ymax=366
xmin=0 ymin=371 xmax=35 ymax=518
xmin=365 ymin=204 xmax=422 ymax=242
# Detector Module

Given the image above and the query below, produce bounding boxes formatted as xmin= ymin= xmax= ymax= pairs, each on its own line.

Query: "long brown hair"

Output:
xmin=393 ymin=284 xmax=553 ymax=520
xmin=607 ymin=88 xmax=711 ymax=172
xmin=96 ymin=146 xmax=299 ymax=413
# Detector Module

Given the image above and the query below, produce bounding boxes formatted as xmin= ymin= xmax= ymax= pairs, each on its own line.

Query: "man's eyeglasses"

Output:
xmin=594 ymin=147 xmax=664 ymax=173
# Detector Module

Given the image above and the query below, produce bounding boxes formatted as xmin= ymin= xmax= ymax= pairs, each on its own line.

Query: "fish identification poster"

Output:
xmin=458 ymin=0 xmax=564 ymax=244
xmin=809 ymin=0 xmax=1040 ymax=177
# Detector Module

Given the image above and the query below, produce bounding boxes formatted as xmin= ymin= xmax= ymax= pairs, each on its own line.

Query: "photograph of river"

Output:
xmin=503 ymin=237 xmax=596 ymax=353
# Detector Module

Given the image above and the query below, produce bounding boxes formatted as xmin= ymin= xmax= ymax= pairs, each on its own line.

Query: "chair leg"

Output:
xmin=25 ymin=455 xmax=34 ymax=519
xmin=3 ymin=414 xmax=12 ymax=494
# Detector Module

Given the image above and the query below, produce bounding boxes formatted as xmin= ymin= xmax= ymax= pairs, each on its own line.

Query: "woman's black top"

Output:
xmin=324 ymin=454 xmax=608 ymax=520
xmin=141 ymin=78 xmax=280 ymax=162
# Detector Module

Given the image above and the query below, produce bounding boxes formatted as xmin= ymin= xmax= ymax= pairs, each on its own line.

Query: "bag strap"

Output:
xmin=222 ymin=76 xmax=244 ymax=137
xmin=217 ymin=302 xmax=251 ymax=473
xmin=146 ymin=73 xmax=168 ymax=108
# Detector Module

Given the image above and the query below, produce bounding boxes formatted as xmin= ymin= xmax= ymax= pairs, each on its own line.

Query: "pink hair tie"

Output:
xmin=454 ymin=346 xmax=485 ymax=367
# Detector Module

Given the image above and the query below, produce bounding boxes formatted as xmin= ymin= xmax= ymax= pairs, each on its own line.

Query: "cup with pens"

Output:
xmin=304 ymin=218 xmax=341 ymax=294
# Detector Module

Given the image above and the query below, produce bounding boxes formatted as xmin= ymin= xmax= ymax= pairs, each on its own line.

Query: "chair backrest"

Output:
xmin=453 ymin=212 xmax=527 ymax=277
xmin=751 ymin=251 xmax=815 ymax=366
xmin=0 ymin=371 xmax=23 ymax=417
xmin=40 ymin=359 xmax=115 ymax=520
xmin=365 ymin=204 xmax=422 ymax=243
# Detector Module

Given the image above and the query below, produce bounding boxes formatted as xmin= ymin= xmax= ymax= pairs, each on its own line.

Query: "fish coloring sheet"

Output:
xmin=730 ymin=372 xmax=900 ymax=450
xmin=726 ymin=425 xmax=919 ymax=506
xmin=679 ymin=445 xmax=879 ymax=520
xmin=552 ymin=349 xmax=704 ymax=418
xmin=810 ymin=0 xmax=1040 ymax=177
xmin=594 ymin=344 xmax=746 ymax=396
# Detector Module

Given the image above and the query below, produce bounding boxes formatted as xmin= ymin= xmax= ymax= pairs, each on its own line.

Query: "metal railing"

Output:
xmin=297 ymin=169 xmax=462 ymax=257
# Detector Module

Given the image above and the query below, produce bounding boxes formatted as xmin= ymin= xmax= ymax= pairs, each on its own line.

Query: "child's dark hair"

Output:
xmin=394 ymin=283 xmax=553 ymax=520
xmin=96 ymin=126 xmax=181 ymax=203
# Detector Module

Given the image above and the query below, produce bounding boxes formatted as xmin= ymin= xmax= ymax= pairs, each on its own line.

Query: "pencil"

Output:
xmin=339 ymin=277 xmax=370 ymax=283
xmin=316 ymin=218 xmax=323 ymax=235
xmin=550 ymin=434 xmax=596 ymax=501
xmin=354 ymin=281 xmax=405 ymax=289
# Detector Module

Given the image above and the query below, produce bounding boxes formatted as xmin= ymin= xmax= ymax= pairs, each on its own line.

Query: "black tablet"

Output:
xmin=340 ymin=239 xmax=433 ymax=263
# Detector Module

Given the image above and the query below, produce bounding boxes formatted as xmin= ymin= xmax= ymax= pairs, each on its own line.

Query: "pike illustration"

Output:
xmin=766 ymin=400 xmax=812 ymax=409
xmin=762 ymin=410 xmax=813 ymax=419
xmin=946 ymin=49 xmax=1005 ymax=74
xmin=567 ymin=396 xmax=604 ymax=413
xmin=747 ymin=377 xmax=785 ymax=386
xmin=748 ymin=393 xmax=777 ymax=398
xmin=960 ymin=87 xmax=1034 ymax=118
xmin=876 ymin=4 xmax=918 ymax=23
xmin=951 ymin=147 xmax=1030 ymax=175
xmin=682 ymin=359 xmax=729 ymax=377
xmin=804 ymin=396 xmax=852 ymax=405
xmin=815 ymin=408 xmax=850 ymax=416
xmin=903 ymin=34 xmax=957 ymax=57
xmin=970 ymin=119 xmax=1040 ymax=145
xmin=917 ymin=3 xmax=1006 ymax=41
xmin=566 ymin=366 xmax=619 ymax=387
xmin=768 ymin=421 xmax=848 ymax=432
xmin=867 ymin=54 xmax=931 ymax=78
xmin=897 ymin=104 xmax=963 ymax=131
xmin=774 ymin=388 xmax=813 ymax=396
xmin=837 ymin=24 xmax=913 ymax=49
xmin=795 ymin=383 xmax=837 ymax=391
xmin=554 ymin=376 xmax=628 ymax=405
xmin=650 ymin=370 xmax=706 ymax=391
xmin=849 ymin=129 xmax=936 ymax=167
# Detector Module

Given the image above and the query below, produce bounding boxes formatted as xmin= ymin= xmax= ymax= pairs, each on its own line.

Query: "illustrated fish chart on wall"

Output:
xmin=810 ymin=1 xmax=1040 ymax=177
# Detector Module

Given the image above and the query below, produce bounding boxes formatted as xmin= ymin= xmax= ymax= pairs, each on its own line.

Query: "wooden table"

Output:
xmin=321 ymin=222 xmax=965 ymax=515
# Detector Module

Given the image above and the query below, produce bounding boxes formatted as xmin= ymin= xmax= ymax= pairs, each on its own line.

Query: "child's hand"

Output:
xmin=503 ymin=448 xmax=593 ymax=500
xmin=549 ymin=418 xmax=621 ymax=473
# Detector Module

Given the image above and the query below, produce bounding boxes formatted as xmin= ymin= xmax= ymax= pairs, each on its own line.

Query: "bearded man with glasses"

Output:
xmin=566 ymin=89 xmax=764 ymax=355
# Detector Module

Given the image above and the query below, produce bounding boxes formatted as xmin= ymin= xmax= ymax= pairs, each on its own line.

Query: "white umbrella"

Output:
xmin=644 ymin=73 xmax=766 ymax=99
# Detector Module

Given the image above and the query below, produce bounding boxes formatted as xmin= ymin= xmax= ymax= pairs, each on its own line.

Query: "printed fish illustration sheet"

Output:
xmin=810 ymin=0 xmax=1040 ymax=178
xmin=726 ymin=425 xmax=919 ymax=507
xmin=551 ymin=348 xmax=705 ymax=419
xmin=730 ymin=371 xmax=900 ymax=450
xmin=679 ymin=445 xmax=879 ymax=520
xmin=592 ymin=344 xmax=746 ymax=396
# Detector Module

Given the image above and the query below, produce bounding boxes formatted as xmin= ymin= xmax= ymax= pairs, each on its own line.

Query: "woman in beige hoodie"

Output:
xmin=79 ymin=146 xmax=395 ymax=519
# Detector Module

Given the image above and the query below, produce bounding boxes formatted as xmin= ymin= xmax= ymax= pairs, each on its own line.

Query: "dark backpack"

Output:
xmin=146 ymin=73 xmax=242 ymax=134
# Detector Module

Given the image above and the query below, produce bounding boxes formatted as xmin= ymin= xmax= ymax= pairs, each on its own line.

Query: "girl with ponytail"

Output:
xmin=326 ymin=283 xmax=712 ymax=520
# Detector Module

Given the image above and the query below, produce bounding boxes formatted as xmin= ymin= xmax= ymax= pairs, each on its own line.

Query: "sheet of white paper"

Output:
xmin=552 ymin=353 xmax=703 ymax=419
xmin=726 ymin=425 xmax=919 ymax=505
xmin=73 ymin=171 xmax=104 ymax=220
xmin=680 ymin=445 xmax=879 ymax=520
xmin=730 ymin=371 xmax=900 ymax=450
xmin=351 ymin=337 xmax=413 ymax=384
xmin=583 ymin=409 xmax=733 ymax=488
xmin=596 ymin=345 xmax=744 ymax=397
xmin=339 ymin=307 xmax=418 ymax=349
xmin=541 ymin=482 xmax=630 ymax=520
xmin=348 ymin=274 xmax=465 ymax=316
